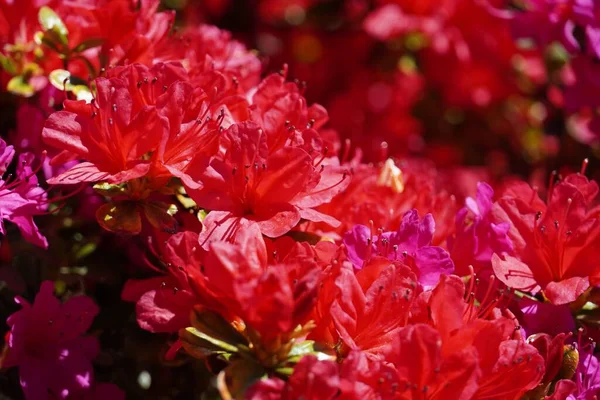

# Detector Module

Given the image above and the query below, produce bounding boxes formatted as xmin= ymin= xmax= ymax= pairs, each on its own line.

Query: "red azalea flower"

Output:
xmin=246 ymin=355 xmax=340 ymax=400
xmin=121 ymin=231 xmax=207 ymax=333
xmin=42 ymin=63 xmax=170 ymax=184
xmin=153 ymin=24 xmax=262 ymax=93
xmin=82 ymin=0 xmax=174 ymax=67
xmin=246 ymin=350 xmax=397 ymax=399
xmin=310 ymin=257 xmax=418 ymax=358
xmin=388 ymin=323 xmax=481 ymax=399
xmin=315 ymin=158 xmax=458 ymax=244
xmin=248 ymin=67 xmax=328 ymax=155
xmin=491 ymin=171 xmax=600 ymax=304
xmin=181 ymin=222 xmax=323 ymax=345
xmin=152 ymin=70 xmax=248 ymax=189
xmin=188 ymin=121 xmax=348 ymax=241
xmin=413 ymin=275 xmax=545 ymax=399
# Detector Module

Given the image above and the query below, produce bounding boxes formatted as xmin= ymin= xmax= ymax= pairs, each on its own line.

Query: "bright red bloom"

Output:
xmin=154 ymin=24 xmax=261 ymax=93
xmin=188 ymin=122 xmax=348 ymax=241
xmin=309 ymin=257 xmax=418 ymax=358
xmin=411 ymin=275 xmax=545 ymax=399
xmin=42 ymin=65 xmax=166 ymax=184
xmin=43 ymin=61 xmax=240 ymax=188
xmin=67 ymin=0 xmax=174 ymax=67
xmin=491 ymin=173 xmax=600 ymax=304
xmin=179 ymin=223 xmax=323 ymax=344
xmin=246 ymin=350 xmax=398 ymax=399
xmin=121 ymin=231 xmax=205 ymax=333
xmin=148 ymin=63 xmax=246 ymax=188
xmin=246 ymin=355 xmax=340 ymax=400
xmin=248 ymin=68 xmax=329 ymax=155
xmin=388 ymin=323 xmax=481 ymax=399
xmin=315 ymin=158 xmax=459 ymax=244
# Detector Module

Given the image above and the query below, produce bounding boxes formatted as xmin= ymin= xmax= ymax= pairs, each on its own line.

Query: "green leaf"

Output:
xmin=93 ymin=182 xmax=127 ymax=197
xmin=287 ymin=340 xmax=335 ymax=364
xmin=143 ymin=201 xmax=179 ymax=234
xmin=49 ymin=69 xmax=72 ymax=90
xmin=7 ymin=76 xmax=35 ymax=97
xmin=179 ymin=326 xmax=238 ymax=353
xmin=72 ymin=85 xmax=94 ymax=102
xmin=96 ymin=202 xmax=142 ymax=235
xmin=72 ymin=38 xmax=104 ymax=53
xmin=220 ymin=359 xmax=265 ymax=398
xmin=190 ymin=307 xmax=249 ymax=349
xmin=179 ymin=326 xmax=240 ymax=360
xmin=288 ymin=340 xmax=316 ymax=358
xmin=39 ymin=33 xmax=62 ymax=52
xmin=0 ymin=54 xmax=16 ymax=75
xmin=75 ymin=242 xmax=97 ymax=260
xmin=38 ymin=7 xmax=68 ymax=45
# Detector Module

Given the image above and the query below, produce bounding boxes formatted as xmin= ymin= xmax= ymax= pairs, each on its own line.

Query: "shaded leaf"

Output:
xmin=95 ymin=202 xmax=142 ymax=234
xmin=0 ymin=54 xmax=16 ymax=75
xmin=72 ymin=38 xmax=104 ymax=53
xmin=180 ymin=326 xmax=240 ymax=356
xmin=7 ymin=76 xmax=35 ymax=97
xmin=143 ymin=201 xmax=179 ymax=234
xmin=49 ymin=69 xmax=73 ymax=90
xmin=93 ymin=182 xmax=127 ymax=198
xmin=190 ymin=306 xmax=248 ymax=348
xmin=221 ymin=358 xmax=265 ymax=399
xmin=38 ymin=6 xmax=68 ymax=45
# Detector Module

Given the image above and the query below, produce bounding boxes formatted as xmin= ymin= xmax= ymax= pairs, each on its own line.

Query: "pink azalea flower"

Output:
xmin=3 ymin=281 xmax=100 ymax=400
xmin=448 ymin=182 xmax=513 ymax=275
xmin=0 ymin=139 xmax=48 ymax=248
xmin=343 ymin=209 xmax=454 ymax=289
xmin=513 ymin=0 xmax=600 ymax=58
xmin=518 ymin=297 xmax=575 ymax=337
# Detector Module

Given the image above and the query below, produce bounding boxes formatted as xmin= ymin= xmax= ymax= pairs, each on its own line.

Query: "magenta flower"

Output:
xmin=343 ymin=209 xmax=454 ymax=289
xmin=0 ymin=139 xmax=48 ymax=248
xmin=3 ymin=281 xmax=100 ymax=400
xmin=448 ymin=182 xmax=513 ymax=275
xmin=518 ymin=297 xmax=575 ymax=337
xmin=571 ymin=352 xmax=600 ymax=399
xmin=513 ymin=0 xmax=600 ymax=57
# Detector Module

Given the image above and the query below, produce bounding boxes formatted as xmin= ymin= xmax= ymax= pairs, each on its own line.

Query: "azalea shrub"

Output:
xmin=2 ymin=0 xmax=600 ymax=399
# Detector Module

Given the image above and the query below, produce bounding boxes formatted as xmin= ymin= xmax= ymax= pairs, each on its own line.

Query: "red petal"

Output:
xmin=544 ymin=276 xmax=590 ymax=305
xmin=491 ymin=253 xmax=541 ymax=294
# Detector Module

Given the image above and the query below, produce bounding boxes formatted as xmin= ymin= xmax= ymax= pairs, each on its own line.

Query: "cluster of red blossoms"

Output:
xmin=1 ymin=0 xmax=600 ymax=399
